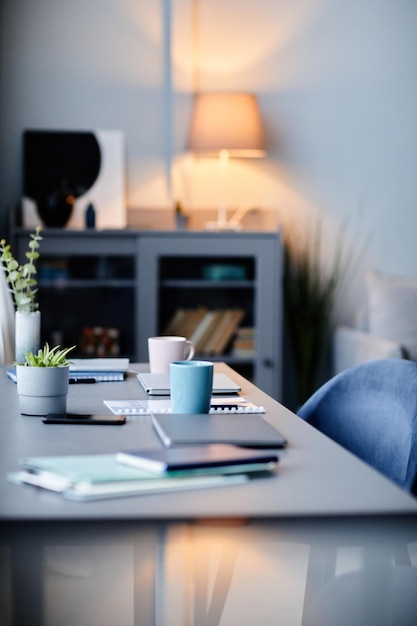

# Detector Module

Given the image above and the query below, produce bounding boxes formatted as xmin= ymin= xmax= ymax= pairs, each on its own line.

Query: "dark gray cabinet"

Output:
xmin=137 ymin=232 xmax=282 ymax=399
xmin=14 ymin=229 xmax=282 ymax=398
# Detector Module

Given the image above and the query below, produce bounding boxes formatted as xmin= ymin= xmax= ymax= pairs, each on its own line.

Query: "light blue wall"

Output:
xmin=261 ymin=0 xmax=417 ymax=279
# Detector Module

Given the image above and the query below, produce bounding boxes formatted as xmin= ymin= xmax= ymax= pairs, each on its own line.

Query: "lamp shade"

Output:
xmin=188 ymin=92 xmax=265 ymax=157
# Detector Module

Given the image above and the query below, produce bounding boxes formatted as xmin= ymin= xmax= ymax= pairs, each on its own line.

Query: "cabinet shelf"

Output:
xmin=161 ymin=279 xmax=255 ymax=289
xmin=196 ymin=354 xmax=254 ymax=365
xmin=39 ymin=279 xmax=136 ymax=289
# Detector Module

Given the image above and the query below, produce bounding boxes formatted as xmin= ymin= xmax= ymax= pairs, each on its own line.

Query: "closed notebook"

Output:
xmin=116 ymin=444 xmax=278 ymax=475
xmin=69 ymin=358 xmax=129 ymax=373
xmin=151 ymin=413 xmax=287 ymax=448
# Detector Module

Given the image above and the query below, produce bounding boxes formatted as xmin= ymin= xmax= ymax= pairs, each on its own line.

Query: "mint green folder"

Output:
xmin=9 ymin=454 xmax=248 ymax=501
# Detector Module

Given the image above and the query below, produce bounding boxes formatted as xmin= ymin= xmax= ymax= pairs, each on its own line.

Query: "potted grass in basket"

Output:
xmin=16 ymin=343 xmax=75 ymax=415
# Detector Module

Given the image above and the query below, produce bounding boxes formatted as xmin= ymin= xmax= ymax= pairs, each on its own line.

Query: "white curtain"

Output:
xmin=0 ymin=267 xmax=15 ymax=364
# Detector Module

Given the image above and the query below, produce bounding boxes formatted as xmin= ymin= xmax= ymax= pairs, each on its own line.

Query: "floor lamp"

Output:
xmin=187 ymin=92 xmax=265 ymax=230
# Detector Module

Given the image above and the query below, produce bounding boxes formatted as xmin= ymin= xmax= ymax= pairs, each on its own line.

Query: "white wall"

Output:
xmin=171 ymin=0 xmax=417 ymax=322
xmin=1 ymin=0 xmax=416 ymax=321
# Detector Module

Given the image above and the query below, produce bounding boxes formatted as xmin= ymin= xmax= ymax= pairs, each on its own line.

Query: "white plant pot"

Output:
xmin=15 ymin=310 xmax=41 ymax=364
xmin=16 ymin=364 xmax=69 ymax=416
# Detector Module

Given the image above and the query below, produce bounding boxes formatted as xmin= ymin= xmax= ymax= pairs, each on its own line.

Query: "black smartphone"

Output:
xmin=42 ymin=413 xmax=126 ymax=425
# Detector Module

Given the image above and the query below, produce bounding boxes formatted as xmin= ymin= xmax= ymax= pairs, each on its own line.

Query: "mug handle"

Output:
xmin=185 ymin=340 xmax=195 ymax=361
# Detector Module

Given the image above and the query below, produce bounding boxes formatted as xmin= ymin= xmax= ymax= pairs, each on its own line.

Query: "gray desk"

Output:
xmin=1 ymin=364 xmax=417 ymax=626
xmin=1 ymin=362 xmax=416 ymax=520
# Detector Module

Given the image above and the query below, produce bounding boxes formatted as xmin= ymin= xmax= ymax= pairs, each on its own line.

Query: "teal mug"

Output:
xmin=170 ymin=360 xmax=213 ymax=414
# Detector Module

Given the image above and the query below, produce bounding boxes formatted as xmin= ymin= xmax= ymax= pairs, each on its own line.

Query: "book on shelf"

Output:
xmin=8 ymin=453 xmax=247 ymax=501
xmin=162 ymin=307 xmax=245 ymax=356
xmin=194 ymin=310 xmax=223 ymax=354
xmin=232 ymin=327 xmax=256 ymax=357
xmin=212 ymin=309 xmax=245 ymax=355
xmin=183 ymin=306 xmax=208 ymax=339
xmin=163 ymin=307 xmax=207 ymax=339
xmin=189 ymin=310 xmax=218 ymax=351
xmin=200 ymin=309 xmax=245 ymax=355
xmin=162 ymin=308 xmax=187 ymax=335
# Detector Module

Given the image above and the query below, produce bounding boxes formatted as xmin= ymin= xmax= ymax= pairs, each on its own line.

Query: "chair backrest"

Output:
xmin=297 ymin=359 xmax=417 ymax=494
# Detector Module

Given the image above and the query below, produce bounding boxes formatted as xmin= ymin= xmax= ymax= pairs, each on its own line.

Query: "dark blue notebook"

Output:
xmin=116 ymin=444 xmax=278 ymax=475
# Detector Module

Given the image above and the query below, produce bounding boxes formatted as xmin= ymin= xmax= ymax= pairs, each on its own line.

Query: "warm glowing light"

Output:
xmin=188 ymin=92 xmax=265 ymax=157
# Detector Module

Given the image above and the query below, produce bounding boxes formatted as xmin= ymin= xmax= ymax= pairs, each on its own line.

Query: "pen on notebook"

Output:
xmin=69 ymin=377 xmax=96 ymax=384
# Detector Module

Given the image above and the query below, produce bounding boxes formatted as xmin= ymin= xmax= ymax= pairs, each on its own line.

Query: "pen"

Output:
xmin=69 ymin=377 xmax=96 ymax=384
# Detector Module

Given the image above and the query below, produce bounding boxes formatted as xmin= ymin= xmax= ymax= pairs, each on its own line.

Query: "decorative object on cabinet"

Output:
xmin=80 ymin=326 xmax=121 ymax=357
xmin=188 ymin=92 xmax=265 ymax=231
xmin=14 ymin=310 xmax=41 ymax=366
xmin=22 ymin=129 xmax=126 ymax=230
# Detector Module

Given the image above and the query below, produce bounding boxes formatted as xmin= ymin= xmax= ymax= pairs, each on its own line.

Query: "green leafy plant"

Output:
xmin=283 ymin=216 xmax=354 ymax=407
xmin=0 ymin=226 xmax=43 ymax=312
xmin=19 ymin=343 xmax=75 ymax=367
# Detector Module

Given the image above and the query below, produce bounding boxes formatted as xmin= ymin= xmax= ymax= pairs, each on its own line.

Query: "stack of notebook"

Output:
xmin=8 ymin=445 xmax=278 ymax=501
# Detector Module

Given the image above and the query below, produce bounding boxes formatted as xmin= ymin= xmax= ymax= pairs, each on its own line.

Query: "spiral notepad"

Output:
xmin=104 ymin=397 xmax=265 ymax=415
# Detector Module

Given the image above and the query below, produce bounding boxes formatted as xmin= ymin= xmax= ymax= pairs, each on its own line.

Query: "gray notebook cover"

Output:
xmin=138 ymin=372 xmax=241 ymax=395
xmin=151 ymin=413 xmax=287 ymax=448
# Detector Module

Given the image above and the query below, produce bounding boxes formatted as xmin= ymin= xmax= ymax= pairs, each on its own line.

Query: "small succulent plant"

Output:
xmin=19 ymin=343 xmax=75 ymax=367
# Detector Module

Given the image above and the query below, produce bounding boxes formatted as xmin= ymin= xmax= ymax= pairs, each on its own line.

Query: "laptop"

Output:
xmin=137 ymin=372 xmax=241 ymax=396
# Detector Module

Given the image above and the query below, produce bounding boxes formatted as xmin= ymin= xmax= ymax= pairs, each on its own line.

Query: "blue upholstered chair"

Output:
xmin=298 ymin=359 xmax=417 ymax=625
xmin=297 ymin=359 xmax=417 ymax=495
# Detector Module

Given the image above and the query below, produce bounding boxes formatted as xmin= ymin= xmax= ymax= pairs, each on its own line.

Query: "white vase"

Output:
xmin=15 ymin=310 xmax=41 ymax=363
xmin=16 ymin=364 xmax=69 ymax=415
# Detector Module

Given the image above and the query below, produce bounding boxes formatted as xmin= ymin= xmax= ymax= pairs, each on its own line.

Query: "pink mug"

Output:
xmin=148 ymin=336 xmax=195 ymax=374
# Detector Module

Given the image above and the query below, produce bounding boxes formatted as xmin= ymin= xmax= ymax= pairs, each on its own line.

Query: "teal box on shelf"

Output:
xmin=202 ymin=264 xmax=247 ymax=281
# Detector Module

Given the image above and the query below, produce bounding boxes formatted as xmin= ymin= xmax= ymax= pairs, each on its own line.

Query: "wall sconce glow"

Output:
xmin=187 ymin=92 xmax=265 ymax=230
